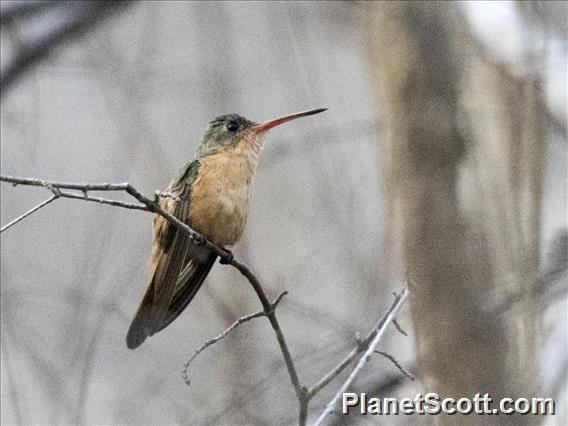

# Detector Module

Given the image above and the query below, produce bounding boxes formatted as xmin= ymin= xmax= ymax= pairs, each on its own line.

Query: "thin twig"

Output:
xmin=0 ymin=194 xmax=58 ymax=233
xmin=374 ymin=350 xmax=415 ymax=381
xmin=313 ymin=287 xmax=409 ymax=426
xmin=392 ymin=318 xmax=407 ymax=336
xmin=53 ymin=190 xmax=150 ymax=211
xmin=182 ymin=291 xmax=288 ymax=386
xmin=2 ymin=175 xmax=134 ymax=191
xmin=306 ymin=286 xmax=408 ymax=400
xmin=307 ymin=346 xmax=359 ymax=400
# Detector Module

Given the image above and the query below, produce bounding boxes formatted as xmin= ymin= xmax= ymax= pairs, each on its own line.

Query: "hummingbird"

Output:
xmin=126 ymin=108 xmax=327 ymax=349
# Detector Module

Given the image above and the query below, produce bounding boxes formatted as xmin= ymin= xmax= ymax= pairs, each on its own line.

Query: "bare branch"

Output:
xmin=307 ymin=347 xmax=359 ymax=401
xmin=52 ymin=190 xmax=150 ymax=212
xmin=1 ymin=173 xmax=415 ymax=425
xmin=1 ymin=174 xmax=134 ymax=191
xmin=306 ymin=286 xmax=408 ymax=400
xmin=0 ymin=194 xmax=58 ymax=233
xmin=1 ymin=1 xmax=131 ymax=92
xmin=0 ymin=1 xmax=58 ymax=25
xmin=374 ymin=350 xmax=415 ymax=381
xmin=182 ymin=291 xmax=288 ymax=386
xmin=228 ymin=256 xmax=306 ymax=419
xmin=1 ymin=174 xmax=305 ymax=422
xmin=313 ymin=287 xmax=409 ymax=426
xmin=0 ymin=174 xmax=226 ymax=257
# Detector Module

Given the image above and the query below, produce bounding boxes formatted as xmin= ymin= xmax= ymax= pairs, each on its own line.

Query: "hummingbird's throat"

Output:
xmin=236 ymin=130 xmax=264 ymax=167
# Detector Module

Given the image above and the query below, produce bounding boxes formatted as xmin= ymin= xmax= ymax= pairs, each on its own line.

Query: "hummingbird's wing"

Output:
xmin=126 ymin=195 xmax=190 ymax=349
xmin=155 ymin=159 xmax=218 ymax=332
xmin=126 ymin=160 xmax=201 ymax=349
xmin=155 ymin=252 xmax=216 ymax=333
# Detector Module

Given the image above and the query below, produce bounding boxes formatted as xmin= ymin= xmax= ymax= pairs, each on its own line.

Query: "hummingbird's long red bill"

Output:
xmin=252 ymin=108 xmax=327 ymax=132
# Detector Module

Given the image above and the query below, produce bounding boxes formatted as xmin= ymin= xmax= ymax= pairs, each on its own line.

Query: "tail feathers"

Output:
xmin=126 ymin=254 xmax=216 ymax=349
xmin=126 ymin=286 xmax=155 ymax=349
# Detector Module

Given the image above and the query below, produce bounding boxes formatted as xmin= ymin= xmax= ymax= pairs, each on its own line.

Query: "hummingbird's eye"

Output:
xmin=226 ymin=121 xmax=239 ymax=132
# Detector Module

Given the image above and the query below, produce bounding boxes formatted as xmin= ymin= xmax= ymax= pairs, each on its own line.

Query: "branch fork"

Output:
xmin=1 ymin=174 xmax=412 ymax=425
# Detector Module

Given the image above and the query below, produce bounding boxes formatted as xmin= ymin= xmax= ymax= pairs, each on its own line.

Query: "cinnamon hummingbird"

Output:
xmin=126 ymin=108 xmax=326 ymax=349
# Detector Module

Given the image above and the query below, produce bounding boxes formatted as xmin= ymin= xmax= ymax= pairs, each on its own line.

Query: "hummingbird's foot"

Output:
xmin=190 ymin=233 xmax=205 ymax=246
xmin=155 ymin=190 xmax=180 ymax=202
xmin=219 ymin=249 xmax=234 ymax=265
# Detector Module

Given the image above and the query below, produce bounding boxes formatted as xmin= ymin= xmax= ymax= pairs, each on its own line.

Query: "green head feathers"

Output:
xmin=197 ymin=114 xmax=254 ymax=157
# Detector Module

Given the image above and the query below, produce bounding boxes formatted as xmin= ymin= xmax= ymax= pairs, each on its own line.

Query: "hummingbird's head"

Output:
xmin=197 ymin=114 xmax=255 ymax=157
xmin=197 ymin=108 xmax=327 ymax=158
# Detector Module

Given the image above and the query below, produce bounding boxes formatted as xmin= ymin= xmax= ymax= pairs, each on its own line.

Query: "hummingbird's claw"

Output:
xmin=219 ymin=249 xmax=234 ymax=265
xmin=190 ymin=233 xmax=205 ymax=246
xmin=155 ymin=190 xmax=180 ymax=202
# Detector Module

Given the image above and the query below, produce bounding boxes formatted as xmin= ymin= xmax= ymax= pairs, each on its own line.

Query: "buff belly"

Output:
xmin=189 ymin=151 xmax=254 ymax=246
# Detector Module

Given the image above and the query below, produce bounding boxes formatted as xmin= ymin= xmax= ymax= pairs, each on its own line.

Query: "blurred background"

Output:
xmin=1 ymin=1 xmax=566 ymax=425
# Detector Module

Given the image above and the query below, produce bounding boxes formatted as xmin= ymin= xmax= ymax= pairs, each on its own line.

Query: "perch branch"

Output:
xmin=1 ymin=174 xmax=305 ymax=421
xmin=182 ymin=291 xmax=288 ymax=385
xmin=52 ymin=189 xmax=149 ymax=211
xmin=229 ymin=256 xmax=306 ymax=416
xmin=2 ymin=174 xmax=417 ymax=425
xmin=1 ymin=175 xmax=224 ymax=254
